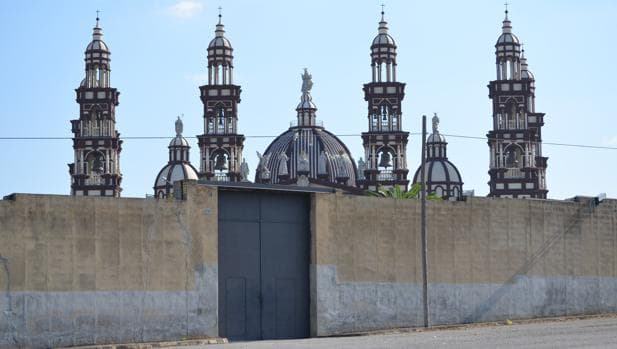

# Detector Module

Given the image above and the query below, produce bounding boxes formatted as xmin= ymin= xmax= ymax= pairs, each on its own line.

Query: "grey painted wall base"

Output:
xmin=314 ymin=265 xmax=617 ymax=336
xmin=0 ymin=266 xmax=218 ymax=349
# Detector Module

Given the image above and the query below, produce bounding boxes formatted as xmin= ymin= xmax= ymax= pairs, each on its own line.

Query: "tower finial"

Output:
xmin=380 ymin=3 xmax=385 ymax=21
xmin=96 ymin=9 xmax=101 ymax=28
xmin=504 ymin=1 xmax=509 ymax=19
xmin=218 ymin=6 xmax=222 ymax=24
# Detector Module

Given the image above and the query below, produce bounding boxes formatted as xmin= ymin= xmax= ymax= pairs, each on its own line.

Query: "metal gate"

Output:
xmin=218 ymin=189 xmax=310 ymax=340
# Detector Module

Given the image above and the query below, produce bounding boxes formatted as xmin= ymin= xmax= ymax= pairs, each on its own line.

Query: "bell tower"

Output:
xmin=68 ymin=16 xmax=122 ymax=197
xmin=360 ymin=9 xmax=409 ymax=191
xmin=197 ymin=12 xmax=245 ymax=182
xmin=487 ymin=8 xmax=548 ymax=198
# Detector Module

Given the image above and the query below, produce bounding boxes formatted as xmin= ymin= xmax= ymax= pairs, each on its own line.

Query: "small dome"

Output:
xmin=414 ymin=161 xmax=462 ymax=184
xmin=169 ymin=135 xmax=190 ymax=147
xmin=427 ymin=133 xmax=446 ymax=143
xmin=153 ymin=117 xmax=199 ymax=198
xmin=520 ymin=52 xmax=535 ymax=80
xmin=371 ymin=15 xmax=396 ymax=47
xmin=209 ymin=36 xmax=232 ymax=49
xmin=412 ymin=159 xmax=463 ymax=201
xmin=208 ymin=19 xmax=232 ymax=49
xmin=496 ymin=32 xmax=520 ymax=45
xmin=496 ymin=11 xmax=520 ymax=46
xmin=86 ymin=19 xmax=110 ymax=53
xmin=413 ymin=114 xmax=463 ymax=200
xmin=154 ymin=163 xmax=199 ymax=188
xmin=372 ymin=33 xmax=396 ymax=46
xmin=86 ymin=39 xmax=109 ymax=52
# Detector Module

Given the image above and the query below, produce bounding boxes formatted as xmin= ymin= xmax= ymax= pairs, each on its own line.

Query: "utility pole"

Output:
xmin=420 ymin=114 xmax=429 ymax=328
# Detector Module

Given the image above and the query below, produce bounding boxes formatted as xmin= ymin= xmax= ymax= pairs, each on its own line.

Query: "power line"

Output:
xmin=0 ymin=134 xmax=616 ymax=150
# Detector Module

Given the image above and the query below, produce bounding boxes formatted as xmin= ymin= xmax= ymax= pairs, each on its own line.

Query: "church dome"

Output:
xmin=412 ymin=114 xmax=463 ymax=200
xmin=154 ymin=163 xmax=199 ymax=188
xmin=495 ymin=11 xmax=520 ymax=46
xmin=208 ymin=16 xmax=232 ymax=49
xmin=370 ymin=11 xmax=397 ymax=65
xmin=86 ymin=18 xmax=110 ymax=53
xmin=414 ymin=161 xmax=462 ymax=184
xmin=153 ymin=117 xmax=199 ymax=198
xmin=257 ymin=127 xmax=357 ymax=187
xmin=255 ymin=69 xmax=357 ymax=189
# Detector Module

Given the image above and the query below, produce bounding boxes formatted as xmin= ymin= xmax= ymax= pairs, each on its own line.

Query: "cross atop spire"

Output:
xmin=95 ymin=9 xmax=101 ymax=28
xmin=218 ymin=6 xmax=222 ymax=23
xmin=504 ymin=1 xmax=509 ymax=19
xmin=380 ymin=3 xmax=386 ymax=21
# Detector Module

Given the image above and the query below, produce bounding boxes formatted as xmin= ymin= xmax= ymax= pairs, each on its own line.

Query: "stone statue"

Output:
xmin=301 ymin=68 xmax=313 ymax=93
xmin=240 ymin=159 xmax=249 ymax=181
xmin=261 ymin=167 xmax=271 ymax=180
xmin=256 ymin=151 xmax=270 ymax=170
xmin=175 ymin=116 xmax=183 ymax=136
xmin=357 ymin=157 xmax=366 ymax=180
xmin=432 ymin=113 xmax=440 ymax=134
xmin=298 ymin=150 xmax=310 ymax=172
xmin=256 ymin=151 xmax=271 ymax=180
xmin=278 ymin=153 xmax=289 ymax=176
xmin=318 ymin=151 xmax=328 ymax=175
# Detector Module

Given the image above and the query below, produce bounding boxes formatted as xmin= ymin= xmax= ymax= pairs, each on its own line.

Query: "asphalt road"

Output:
xmin=199 ymin=316 xmax=617 ymax=349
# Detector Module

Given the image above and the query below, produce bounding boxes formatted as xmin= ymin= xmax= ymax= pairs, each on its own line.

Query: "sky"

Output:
xmin=0 ymin=0 xmax=616 ymax=199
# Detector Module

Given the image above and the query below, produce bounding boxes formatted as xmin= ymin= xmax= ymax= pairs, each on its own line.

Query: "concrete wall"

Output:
xmin=2 ymin=183 xmax=617 ymax=346
xmin=312 ymin=193 xmax=617 ymax=335
xmin=0 ymin=184 xmax=219 ymax=349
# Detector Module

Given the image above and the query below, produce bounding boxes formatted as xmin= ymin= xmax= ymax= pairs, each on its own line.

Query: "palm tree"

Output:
xmin=366 ymin=183 xmax=441 ymax=200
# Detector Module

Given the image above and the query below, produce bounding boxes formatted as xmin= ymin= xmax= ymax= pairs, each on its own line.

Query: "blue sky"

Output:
xmin=0 ymin=0 xmax=615 ymax=199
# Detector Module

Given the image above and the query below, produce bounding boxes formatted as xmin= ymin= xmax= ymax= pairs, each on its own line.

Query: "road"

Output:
xmin=198 ymin=316 xmax=617 ymax=349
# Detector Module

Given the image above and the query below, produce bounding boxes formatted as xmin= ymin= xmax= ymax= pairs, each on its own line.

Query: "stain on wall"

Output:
xmin=0 ymin=183 xmax=218 ymax=348
xmin=312 ymin=193 xmax=617 ymax=335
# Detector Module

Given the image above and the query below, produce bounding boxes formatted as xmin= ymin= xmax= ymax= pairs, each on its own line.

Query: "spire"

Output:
xmin=502 ymin=3 xmax=512 ymax=33
xmin=175 ymin=116 xmax=183 ymax=136
xmin=378 ymin=5 xmax=388 ymax=34
xmin=215 ymin=6 xmax=225 ymax=37
xmin=92 ymin=12 xmax=103 ymax=41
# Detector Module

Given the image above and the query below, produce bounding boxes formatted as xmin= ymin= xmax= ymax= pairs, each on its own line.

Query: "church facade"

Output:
xmin=66 ymin=8 xmax=548 ymax=199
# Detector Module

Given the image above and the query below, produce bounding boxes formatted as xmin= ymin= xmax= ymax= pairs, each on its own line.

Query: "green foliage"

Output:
xmin=366 ymin=183 xmax=442 ymax=201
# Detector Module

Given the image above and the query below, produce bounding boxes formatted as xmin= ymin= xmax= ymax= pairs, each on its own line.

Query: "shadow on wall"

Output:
xmin=464 ymin=202 xmax=592 ymax=323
